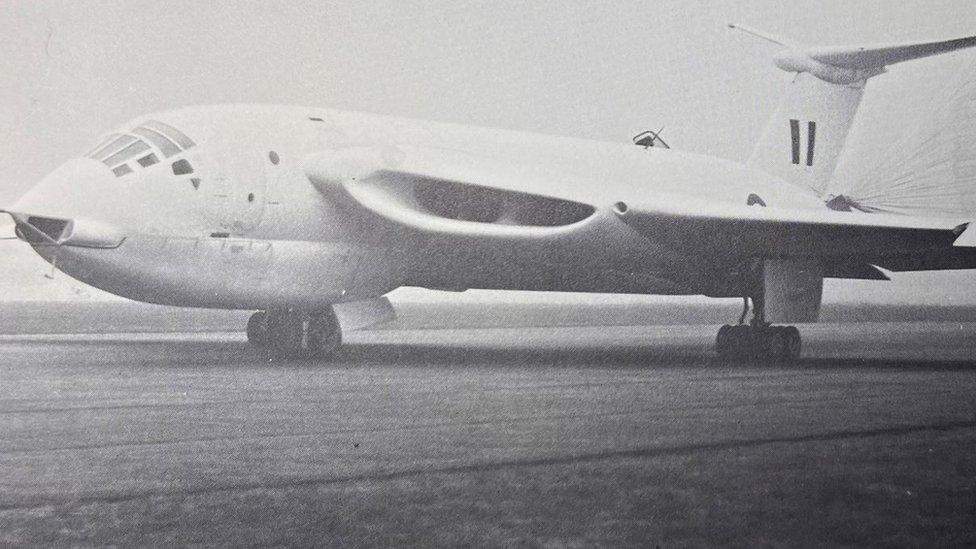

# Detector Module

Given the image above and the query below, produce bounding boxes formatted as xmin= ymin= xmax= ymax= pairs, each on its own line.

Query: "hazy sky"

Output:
xmin=3 ymin=0 xmax=976 ymax=201
xmin=2 ymin=0 xmax=976 ymax=303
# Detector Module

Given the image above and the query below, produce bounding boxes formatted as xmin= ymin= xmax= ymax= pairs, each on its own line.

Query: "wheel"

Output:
xmin=723 ymin=325 xmax=751 ymax=360
xmin=785 ymin=326 xmax=802 ymax=360
xmin=267 ymin=310 xmax=305 ymax=358
xmin=308 ymin=310 xmax=342 ymax=358
xmin=764 ymin=326 xmax=788 ymax=360
xmin=737 ymin=325 xmax=757 ymax=359
xmin=716 ymin=325 xmax=733 ymax=357
xmin=716 ymin=324 xmax=801 ymax=362
xmin=246 ymin=311 xmax=269 ymax=347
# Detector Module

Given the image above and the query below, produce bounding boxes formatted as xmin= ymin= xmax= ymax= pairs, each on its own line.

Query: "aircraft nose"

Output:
xmin=9 ymin=158 xmax=127 ymax=248
xmin=13 ymin=158 xmax=117 ymax=220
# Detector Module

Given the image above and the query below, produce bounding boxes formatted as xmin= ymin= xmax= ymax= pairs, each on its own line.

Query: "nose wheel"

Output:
xmin=246 ymin=309 xmax=342 ymax=359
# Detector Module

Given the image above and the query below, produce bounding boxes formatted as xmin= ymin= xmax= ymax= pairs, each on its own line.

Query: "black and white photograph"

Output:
xmin=2 ymin=0 xmax=976 ymax=545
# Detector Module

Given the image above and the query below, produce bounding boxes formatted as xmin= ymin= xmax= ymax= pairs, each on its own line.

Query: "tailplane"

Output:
xmin=731 ymin=24 xmax=976 ymax=197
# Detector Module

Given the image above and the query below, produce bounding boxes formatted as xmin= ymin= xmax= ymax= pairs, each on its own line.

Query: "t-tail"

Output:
xmin=731 ymin=23 xmax=976 ymax=198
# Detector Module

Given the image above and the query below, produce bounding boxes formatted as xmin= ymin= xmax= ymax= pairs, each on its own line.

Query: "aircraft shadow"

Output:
xmin=5 ymin=335 xmax=976 ymax=371
xmin=333 ymin=342 xmax=976 ymax=372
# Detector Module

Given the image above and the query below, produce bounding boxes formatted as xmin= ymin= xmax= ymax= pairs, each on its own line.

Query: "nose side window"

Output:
xmin=172 ymin=159 xmax=193 ymax=175
xmin=171 ymin=159 xmax=200 ymax=190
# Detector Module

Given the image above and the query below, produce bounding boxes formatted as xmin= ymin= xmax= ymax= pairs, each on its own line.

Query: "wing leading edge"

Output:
xmin=305 ymin=147 xmax=974 ymax=272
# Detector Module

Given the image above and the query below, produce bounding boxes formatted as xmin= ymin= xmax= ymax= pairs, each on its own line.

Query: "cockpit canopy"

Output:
xmin=85 ymin=120 xmax=196 ymax=178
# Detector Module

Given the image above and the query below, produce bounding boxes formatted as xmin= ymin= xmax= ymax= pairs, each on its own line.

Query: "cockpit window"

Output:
xmin=86 ymin=134 xmax=123 ymax=157
xmin=131 ymin=127 xmax=181 ymax=157
xmin=90 ymin=135 xmax=137 ymax=161
xmin=137 ymin=153 xmax=159 ymax=167
xmin=103 ymin=140 xmax=150 ymax=167
xmin=86 ymin=120 xmax=197 ymax=178
xmin=142 ymin=120 xmax=195 ymax=149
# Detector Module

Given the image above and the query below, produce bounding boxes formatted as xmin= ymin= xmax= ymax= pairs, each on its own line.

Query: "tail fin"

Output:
xmin=732 ymin=24 xmax=976 ymax=197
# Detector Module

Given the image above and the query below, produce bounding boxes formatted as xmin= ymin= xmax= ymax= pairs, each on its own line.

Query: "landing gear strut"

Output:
xmin=246 ymin=308 xmax=342 ymax=359
xmin=715 ymin=296 xmax=802 ymax=361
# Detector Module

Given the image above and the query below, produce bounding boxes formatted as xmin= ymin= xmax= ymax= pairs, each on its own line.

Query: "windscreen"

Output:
xmin=86 ymin=121 xmax=196 ymax=178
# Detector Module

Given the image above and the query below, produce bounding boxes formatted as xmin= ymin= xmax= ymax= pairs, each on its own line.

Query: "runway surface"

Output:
xmin=1 ymin=318 xmax=976 ymax=545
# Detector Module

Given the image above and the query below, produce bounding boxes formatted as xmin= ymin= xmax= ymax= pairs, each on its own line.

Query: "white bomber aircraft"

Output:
xmin=6 ymin=26 xmax=976 ymax=360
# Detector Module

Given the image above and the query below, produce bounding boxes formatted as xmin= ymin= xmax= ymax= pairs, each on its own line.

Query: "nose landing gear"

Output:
xmin=715 ymin=297 xmax=802 ymax=361
xmin=246 ymin=308 xmax=342 ymax=359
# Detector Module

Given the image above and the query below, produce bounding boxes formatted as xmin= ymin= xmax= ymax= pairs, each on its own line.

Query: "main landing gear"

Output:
xmin=246 ymin=308 xmax=342 ymax=359
xmin=715 ymin=297 xmax=802 ymax=361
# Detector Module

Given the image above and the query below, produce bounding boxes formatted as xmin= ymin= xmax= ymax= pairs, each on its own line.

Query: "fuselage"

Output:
xmin=11 ymin=104 xmax=826 ymax=309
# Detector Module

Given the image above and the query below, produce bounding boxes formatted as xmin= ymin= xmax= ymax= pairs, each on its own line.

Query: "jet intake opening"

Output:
xmin=412 ymin=180 xmax=595 ymax=227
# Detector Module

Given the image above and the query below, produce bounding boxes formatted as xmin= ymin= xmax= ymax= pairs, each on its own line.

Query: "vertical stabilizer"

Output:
xmin=730 ymin=24 xmax=976 ymax=197
xmin=748 ymin=74 xmax=863 ymax=197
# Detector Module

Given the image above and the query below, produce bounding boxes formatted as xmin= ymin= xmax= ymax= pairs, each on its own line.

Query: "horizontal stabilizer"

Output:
xmin=808 ymin=35 xmax=976 ymax=70
xmin=730 ymin=23 xmax=976 ymax=82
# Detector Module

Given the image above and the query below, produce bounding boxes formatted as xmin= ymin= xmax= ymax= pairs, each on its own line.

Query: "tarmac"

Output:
xmin=1 ymin=315 xmax=975 ymax=545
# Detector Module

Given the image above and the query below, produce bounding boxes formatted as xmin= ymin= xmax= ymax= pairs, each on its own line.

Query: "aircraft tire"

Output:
xmin=732 ymin=325 xmax=753 ymax=359
xmin=308 ymin=310 xmax=342 ymax=358
xmin=716 ymin=325 xmax=733 ymax=357
xmin=764 ymin=326 xmax=788 ymax=360
xmin=246 ymin=311 xmax=270 ymax=347
xmin=717 ymin=324 xmax=751 ymax=360
xmin=716 ymin=325 xmax=801 ymax=362
xmin=267 ymin=310 xmax=305 ymax=359
xmin=785 ymin=326 xmax=801 ymax=360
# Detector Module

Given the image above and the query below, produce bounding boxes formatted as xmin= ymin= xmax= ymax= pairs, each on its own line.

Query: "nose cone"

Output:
xmin=13 ymin=158 xmax=119 ymax=222
xmin=10 ymin=158 xmax=128 ymax=249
